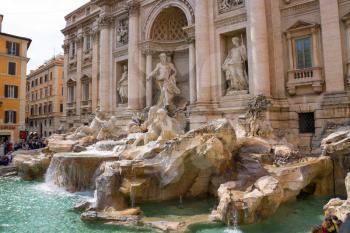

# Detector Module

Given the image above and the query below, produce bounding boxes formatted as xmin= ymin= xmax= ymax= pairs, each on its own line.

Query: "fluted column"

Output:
xmin=98 ymin=15 xmax=111 ymax=112
xmin=319 ymin=0 xmax=344 ymax=92
xmin=127 ymin=0 xmax=141 ymax=110
xmin=75 ymin=33 xmax=83 ymax=116
xmin=62 ymin=40 xmax=69 ymax=118
xmin=247 ymin=0 xmax=271 ymax=96
xmin=91 ymin=27 xmax=99 ymax=112
xmin=145 ymin=50 xmax=153 ymax=107
xmin=189 ymin=40 xmax=197 ymax=104
xmin=195 ymin=0 xmax=211 ymax=103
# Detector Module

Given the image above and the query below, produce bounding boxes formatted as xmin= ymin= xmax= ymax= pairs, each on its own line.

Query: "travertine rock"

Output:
xmin=210 ymin=157 xmax=332 ymax=224
xmin=324 ymin=173 xmax=350 ymax=221
xmin=13 ymin=151 xmax=52 ymax=180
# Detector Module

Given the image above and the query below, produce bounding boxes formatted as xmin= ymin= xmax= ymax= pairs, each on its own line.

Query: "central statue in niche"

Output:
xmin=147 ymin=53 xmax=180 ymax=109
xmin=222 ymin=36 xmax=248 ymax=93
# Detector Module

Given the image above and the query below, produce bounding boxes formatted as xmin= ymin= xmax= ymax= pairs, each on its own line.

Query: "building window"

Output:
xmin=30 ymin=107 xmax=34 ymax=116
xmin=44 ymin=87 xmax=48 ymax=97
xmin=50 ymin=72 xmax=52 ymax=80
xmin=4 ymin=85 xmax=18 ymax=98
xmin=40 ymin=89 xmax=43 ymax=99
xmin=298 ymin=112 xmax=315 ymax=134
xmin=40 ymin=77 xmax=43 ymax=84
xmin=48 ymin=103 xmax=52 ymax=113
xmin=8 ymin=62 xmax=16 ymax=75
xmin=49 ymin=119 xmax=52 ymax=126
xmin=60 ymin=104 xmax=63 ymax=112
xmin=49 ymin=86 xmax=52 ymax=96
xmin=6 ymin=41 xmax=20 ymax=56
xmin=296 ymin=37 xmax=312 ymax=69
xmin=86 ymin=7 xmax=91 ymax=15
xmin=44 ymin=74 xmax=48 ymax=82
xmin=67 ymin=86 xmax=75 ymax=103
xmin=85 ymin=34 xmax=91 ymax=51
xmin=5 ymin=111 xmax=16 ymax=124
xmin=31 ymin=80 xmax=34 ymax=87
xmin=82 ymin=82 xmax=89 ymax=101
xmin=35 ymin=79 xmax=38 ymax=86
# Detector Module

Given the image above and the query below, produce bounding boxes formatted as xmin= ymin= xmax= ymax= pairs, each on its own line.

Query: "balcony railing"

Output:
xmin=287 ymin=67 xmax=323 ymax=95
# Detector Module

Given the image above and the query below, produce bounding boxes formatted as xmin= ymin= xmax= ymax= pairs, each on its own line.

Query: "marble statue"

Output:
xmin=67 ymin=110 xmax=107 ymax=140
xmin=116 ymin=22 xmax=128 ymax=45
xmin=96 ymin=116 xmax=123 ymax=140
xmin=118 ymin=65 xmax=128 ymax=104
xmin=144 ymin=108 xmax=184 ymax=144
xmin=222 ymin=36 xmax=248 ymax=93
xmin=147 ymin=53 xmax=180 ymax=109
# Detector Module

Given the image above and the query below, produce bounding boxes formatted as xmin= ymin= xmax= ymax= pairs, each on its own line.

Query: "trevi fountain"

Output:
xmin=2 ymin=0 xmax=350 ymax=230
xmin=1 ymin=51 xmax=350 ymax=232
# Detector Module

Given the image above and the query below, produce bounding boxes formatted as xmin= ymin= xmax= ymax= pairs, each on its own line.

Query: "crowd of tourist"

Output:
xmin=312 ymin=215 xmax=349 ymax=233
xmin=0 ymin=139 xmax=46 ymax=166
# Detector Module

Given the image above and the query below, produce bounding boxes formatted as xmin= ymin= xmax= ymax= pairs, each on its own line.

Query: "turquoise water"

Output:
xmin=189 ymin=196 xmax=328 ymax=233
xmin=0 ymin=177 xmax=328 ymax=233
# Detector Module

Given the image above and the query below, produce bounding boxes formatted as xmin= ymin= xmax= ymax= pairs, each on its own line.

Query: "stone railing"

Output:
xmin=287 ymin=67 xmax=323 ymax=95
xmin=81 ymin=100 xmax=92 ymax=107
xmin=67 ymin=102 xmax=76 ymax=109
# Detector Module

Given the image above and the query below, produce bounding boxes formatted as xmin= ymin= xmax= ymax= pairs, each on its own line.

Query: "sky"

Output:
xmin=1 ymin=0 xmax=89 ymax=73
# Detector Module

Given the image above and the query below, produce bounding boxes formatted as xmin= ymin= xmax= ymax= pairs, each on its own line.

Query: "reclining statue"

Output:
xmin=67 ymin=110 xmax=107 ymax=140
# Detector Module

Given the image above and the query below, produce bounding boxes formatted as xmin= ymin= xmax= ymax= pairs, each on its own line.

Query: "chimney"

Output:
xmin=0 ymin=15 xmax=3 ymax=32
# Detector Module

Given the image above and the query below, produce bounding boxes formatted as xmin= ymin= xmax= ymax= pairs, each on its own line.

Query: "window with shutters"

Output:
xmin=4 ymin=85 xmax=18 ymax=98
xmin=6 ymin=41 xmax=20 ymax=56
xmin=5 ymin=111 xmax=16 ymax=124
xmin=8 ymin=62 xmax=16 ymax=75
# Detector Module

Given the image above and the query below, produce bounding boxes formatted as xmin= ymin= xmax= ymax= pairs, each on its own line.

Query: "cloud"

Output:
xmin=1 ymin=0 xmax=89 ymax=73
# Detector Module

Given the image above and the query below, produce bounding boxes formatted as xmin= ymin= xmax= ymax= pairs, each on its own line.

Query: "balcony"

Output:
xmin=287 ymin=67 xmax=323 ymax=95
xmin=67 ymin=102 xmax=76 ymax=110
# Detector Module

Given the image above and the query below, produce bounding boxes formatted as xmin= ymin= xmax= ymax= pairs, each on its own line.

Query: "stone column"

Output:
xmin=145 ymin=50 xmax=153 ymax=107
xmin=75 ymin=33 xmax=83 ymax=117
xmin=98 ymin=15 xmax=111 ymax=112
xmin=127 ymin=0 xmax=141 ymax=110
xmin=62 ymin=41 xmax=69 ymax=118
xmin=247 ymin=0 xmax=271 ymax=96
xmin=195 ymin=0 xmax=211 ymax=103
xmin=319 ymin=0 xmax=344 ymax=92
xmin=91 ymin=27 xmax=99 ymax=111
xmin=344 ymin=19 xmax=350 ymax=79
xmin=188 ymin=40 xmax=197 ymax=104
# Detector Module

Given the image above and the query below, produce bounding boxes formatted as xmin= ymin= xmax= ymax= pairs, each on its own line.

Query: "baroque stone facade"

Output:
xmin=61 ymin=0 xmax=350 ymax=151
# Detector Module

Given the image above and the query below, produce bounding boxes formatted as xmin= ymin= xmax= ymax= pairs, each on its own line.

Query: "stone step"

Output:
xmin=0 ymin=165 xmax=17 ymax=177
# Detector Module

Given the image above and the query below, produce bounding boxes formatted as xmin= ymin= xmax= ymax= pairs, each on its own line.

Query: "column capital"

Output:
xmin=98 ymin=14 xmax=113 ymax=28
xmin=126 ymin=0 xmax=140 ymax=17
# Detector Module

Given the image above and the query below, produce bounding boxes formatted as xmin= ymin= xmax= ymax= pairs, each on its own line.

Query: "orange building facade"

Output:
xmin=0 ymin=15 xmax=31 ymax=143
xmin=26 ymin=56 xmax=64 ymax=138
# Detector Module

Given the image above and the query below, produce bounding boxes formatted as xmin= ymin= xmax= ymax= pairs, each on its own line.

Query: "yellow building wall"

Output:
xmin=0 ymin=34 xmax=30 ymax=143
